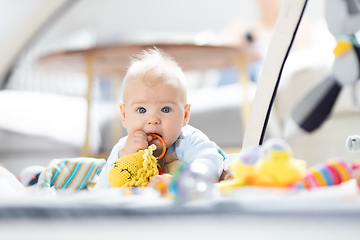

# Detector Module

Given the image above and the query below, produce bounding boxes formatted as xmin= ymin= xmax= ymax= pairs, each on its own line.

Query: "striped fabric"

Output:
xmin=44 ymin=157 xmax=106 ymax=193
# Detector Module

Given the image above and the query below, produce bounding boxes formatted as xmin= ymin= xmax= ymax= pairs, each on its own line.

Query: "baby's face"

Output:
xmin=120 ymin=80 xmax=190 ymax=155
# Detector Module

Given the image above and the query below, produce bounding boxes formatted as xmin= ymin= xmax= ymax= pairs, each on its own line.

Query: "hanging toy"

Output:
xmin=285 ymin=0 xmax=360 ymax=137
xmin=108 ymin=133 xmax=166 ymax=187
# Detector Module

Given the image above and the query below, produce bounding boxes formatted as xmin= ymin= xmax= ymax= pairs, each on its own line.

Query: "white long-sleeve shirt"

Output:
xmin=98 ymin=125 xmax=224 ymax=188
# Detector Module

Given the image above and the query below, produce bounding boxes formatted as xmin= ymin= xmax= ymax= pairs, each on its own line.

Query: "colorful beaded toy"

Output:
xmin=304 ymin=158 xmax=352 ymax=188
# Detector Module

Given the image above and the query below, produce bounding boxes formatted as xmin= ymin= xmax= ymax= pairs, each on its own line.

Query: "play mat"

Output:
xmin=2 ymin=1 xmax=360 ymax=239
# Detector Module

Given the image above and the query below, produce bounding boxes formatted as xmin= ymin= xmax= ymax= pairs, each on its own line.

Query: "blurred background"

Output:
xmin=1 ymin=0 xmax=359 ymax=176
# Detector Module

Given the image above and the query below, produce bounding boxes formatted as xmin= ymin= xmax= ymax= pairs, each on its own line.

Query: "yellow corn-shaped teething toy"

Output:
xmin=108 ymin=144 xmax=159 ymax=187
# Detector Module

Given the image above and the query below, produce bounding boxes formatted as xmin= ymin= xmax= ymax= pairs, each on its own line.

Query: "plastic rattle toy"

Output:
xmin=147 ymin=133 xmax=166 ymax=160
xmin=108 ymin=133 xmax=166 ymax=188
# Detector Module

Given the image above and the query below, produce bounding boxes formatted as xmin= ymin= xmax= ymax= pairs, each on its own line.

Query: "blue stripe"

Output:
xmin=52 ymin=159 xmax=68 ymax=180
xmin=50 ymin=159 xmax=68 ymax=186
xmin=318 ymin=166 xmax=333 ymax=185
xmin=61 ymin=161 xmax=83 ymax=188
xmin=77 ymin=162 xmax=96 ymax=189
xmin=95 ymin=163 xmax=104 ymax=174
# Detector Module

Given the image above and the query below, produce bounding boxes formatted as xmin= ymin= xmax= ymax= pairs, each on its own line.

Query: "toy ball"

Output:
xmin=108 ymin=145 xmax=159 ymax=187
xmin=169 ymin=162 xmax=217 ymax=203
xmin=19 ymin=165 xmax=46 ymax=186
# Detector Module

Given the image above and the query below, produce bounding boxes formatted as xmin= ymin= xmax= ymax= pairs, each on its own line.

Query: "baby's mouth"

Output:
xmin=147 ymin=133 xmax=166 ymax=159
xmin=148 ymin=133 xmax=163 ymax=143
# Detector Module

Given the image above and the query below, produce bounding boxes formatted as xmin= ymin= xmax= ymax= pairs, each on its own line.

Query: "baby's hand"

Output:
xmin=119 ymin=131 xmax=152 ymax=157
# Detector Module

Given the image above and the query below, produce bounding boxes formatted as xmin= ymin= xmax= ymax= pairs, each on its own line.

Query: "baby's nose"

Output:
xmin=147 ymin=116 xmax=160 ymax=125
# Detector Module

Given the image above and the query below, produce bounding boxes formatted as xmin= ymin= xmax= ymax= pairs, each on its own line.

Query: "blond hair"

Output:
xmin=122 ymin=47 xmax=187 ymax=103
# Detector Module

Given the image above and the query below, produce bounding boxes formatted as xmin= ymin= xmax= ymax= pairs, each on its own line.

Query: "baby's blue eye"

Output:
xmin=161 ymin=107 xmax=170 ymax=113
xmin=137 ymin=107 xmax=146 ymax=114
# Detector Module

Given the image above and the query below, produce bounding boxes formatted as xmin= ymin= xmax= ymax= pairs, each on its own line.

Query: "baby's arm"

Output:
xmin=181 ymin=130 xmax=224 ymax=178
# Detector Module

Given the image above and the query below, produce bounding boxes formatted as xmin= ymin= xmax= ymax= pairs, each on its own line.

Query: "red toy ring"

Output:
xmin=147 ymin=133 xmax=166 ymax=160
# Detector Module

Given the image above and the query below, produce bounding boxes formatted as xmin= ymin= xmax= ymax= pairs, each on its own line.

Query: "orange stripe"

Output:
xmin=45 ymin=159 xmax=63 ymax=187
xmin=51 ymin=159 xmax=62 ymax=178
xmin=65 ymin=162 xmax=85 ymax=191
xmin=82 ymin=161 xmax=102 ymax=187
xmin=58 ymin=161 xmax=78 ymax=188
xmin=71 ymin=162 xmax=95 ymax=191
xmin=52 ymin=160 xmax=70 ymax=186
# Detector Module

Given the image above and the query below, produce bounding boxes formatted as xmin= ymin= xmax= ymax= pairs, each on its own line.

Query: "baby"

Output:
xmin=98 ymin=48 xmax=224 ymax=188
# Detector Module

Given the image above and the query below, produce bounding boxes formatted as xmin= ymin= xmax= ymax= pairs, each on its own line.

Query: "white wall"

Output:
xmin=36 ymin=0 xmax=259 ymax=47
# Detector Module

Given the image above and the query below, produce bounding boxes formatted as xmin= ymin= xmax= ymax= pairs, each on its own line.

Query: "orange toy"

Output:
xmin=147 ymin=133 xmax=166 ymax=160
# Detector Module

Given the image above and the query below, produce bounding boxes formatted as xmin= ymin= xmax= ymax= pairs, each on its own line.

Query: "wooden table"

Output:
xmin=36 ymin=42 xmax=259 ymax=157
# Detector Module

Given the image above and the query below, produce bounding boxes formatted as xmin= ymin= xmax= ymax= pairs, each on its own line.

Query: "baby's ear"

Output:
xmin=183 ymin=104 xmax=191 ymax=126
xmin=119 ymin=104 xmax=126 ymax=128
